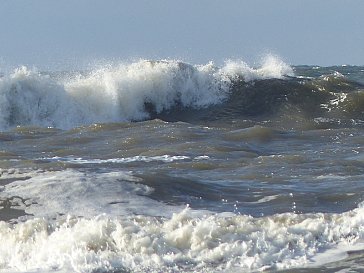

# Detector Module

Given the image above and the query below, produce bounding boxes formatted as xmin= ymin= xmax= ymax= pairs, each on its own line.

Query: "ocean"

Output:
xmin=0 ymin=56 xmax=363 ymax=272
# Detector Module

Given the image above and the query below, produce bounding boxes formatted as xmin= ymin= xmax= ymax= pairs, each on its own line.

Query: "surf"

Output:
xmin=0 ymin=57 xmax=362 ymax=131
xmin=0 ymin=56 xmax=293 ymax=130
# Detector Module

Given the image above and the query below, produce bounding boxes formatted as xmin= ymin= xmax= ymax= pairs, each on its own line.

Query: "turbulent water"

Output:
xmin=0 ymin=57 xmax=363 ymax=272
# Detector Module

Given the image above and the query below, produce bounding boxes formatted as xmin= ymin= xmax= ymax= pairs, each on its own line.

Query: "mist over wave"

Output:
xmin=0 ymin=56 xmax=293 ymax=130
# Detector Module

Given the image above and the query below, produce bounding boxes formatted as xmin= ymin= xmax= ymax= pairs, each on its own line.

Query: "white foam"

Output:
xmin=0 ymin=66 xmax=77 ymax=129
xmin=254 ymin=194 xmax=279 ymax=204
xmin=42 ymin=155 xmax=191 ymax=164
xmin=1 ymin=205 xmax=364 ymax=272
xmin=0 ymin=57 xmax=293 ymax=130
xmin=1 ymin=169 xmax=180 ymax=218
xmin=2 ymin=169 xmax=364 ymax=272
xmin=221 ymin=54 xmax=294 ymax=82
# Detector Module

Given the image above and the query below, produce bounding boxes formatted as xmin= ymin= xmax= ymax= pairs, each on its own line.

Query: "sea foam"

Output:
xmin=0 ymin=205 xmax=364 ymax=272
xmin=1 ymin=169 xmax=179 ymax=218
xmin=1 ymin=168 xmax=364 ymax=272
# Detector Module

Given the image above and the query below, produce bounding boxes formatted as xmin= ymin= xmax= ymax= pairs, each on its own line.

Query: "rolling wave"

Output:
xmin=0 ymin=57 xmax=362 ymax=130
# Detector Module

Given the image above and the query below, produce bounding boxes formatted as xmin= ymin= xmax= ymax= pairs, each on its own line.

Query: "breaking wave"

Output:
xmin=1 ymin=206 xmax=364 ymax=272
xmin=1 ymin=168 xmax=364 ymax=272
xmin=0 ymin=56 xmax=292 ymax=129
xmin=0 ymin=56 xmax=363 ymax=130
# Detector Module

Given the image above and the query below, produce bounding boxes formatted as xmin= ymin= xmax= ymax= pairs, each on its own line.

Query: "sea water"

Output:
xmin=0 ymin=56 xmax=363 ymax=272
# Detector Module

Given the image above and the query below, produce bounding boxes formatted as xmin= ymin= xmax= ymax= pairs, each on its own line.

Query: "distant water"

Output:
xmin=0 ymin=57 xmax=363 ymax=272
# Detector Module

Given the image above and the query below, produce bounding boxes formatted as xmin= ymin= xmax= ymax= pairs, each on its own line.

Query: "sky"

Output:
xmin=0 ymin=0 xmax=363 ymax=70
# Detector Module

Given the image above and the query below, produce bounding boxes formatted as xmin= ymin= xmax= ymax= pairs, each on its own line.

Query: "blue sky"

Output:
xmin=1 ymin=0 xmax=363 ymax=70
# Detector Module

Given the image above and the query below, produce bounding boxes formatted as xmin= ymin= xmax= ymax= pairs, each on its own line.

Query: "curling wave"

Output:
xmin=0 ymin=57 xmax=363 ymax=130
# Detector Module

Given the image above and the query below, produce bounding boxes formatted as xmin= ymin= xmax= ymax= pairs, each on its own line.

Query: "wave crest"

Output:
xmin=0 ymin=57 xmax=293 ymax=129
